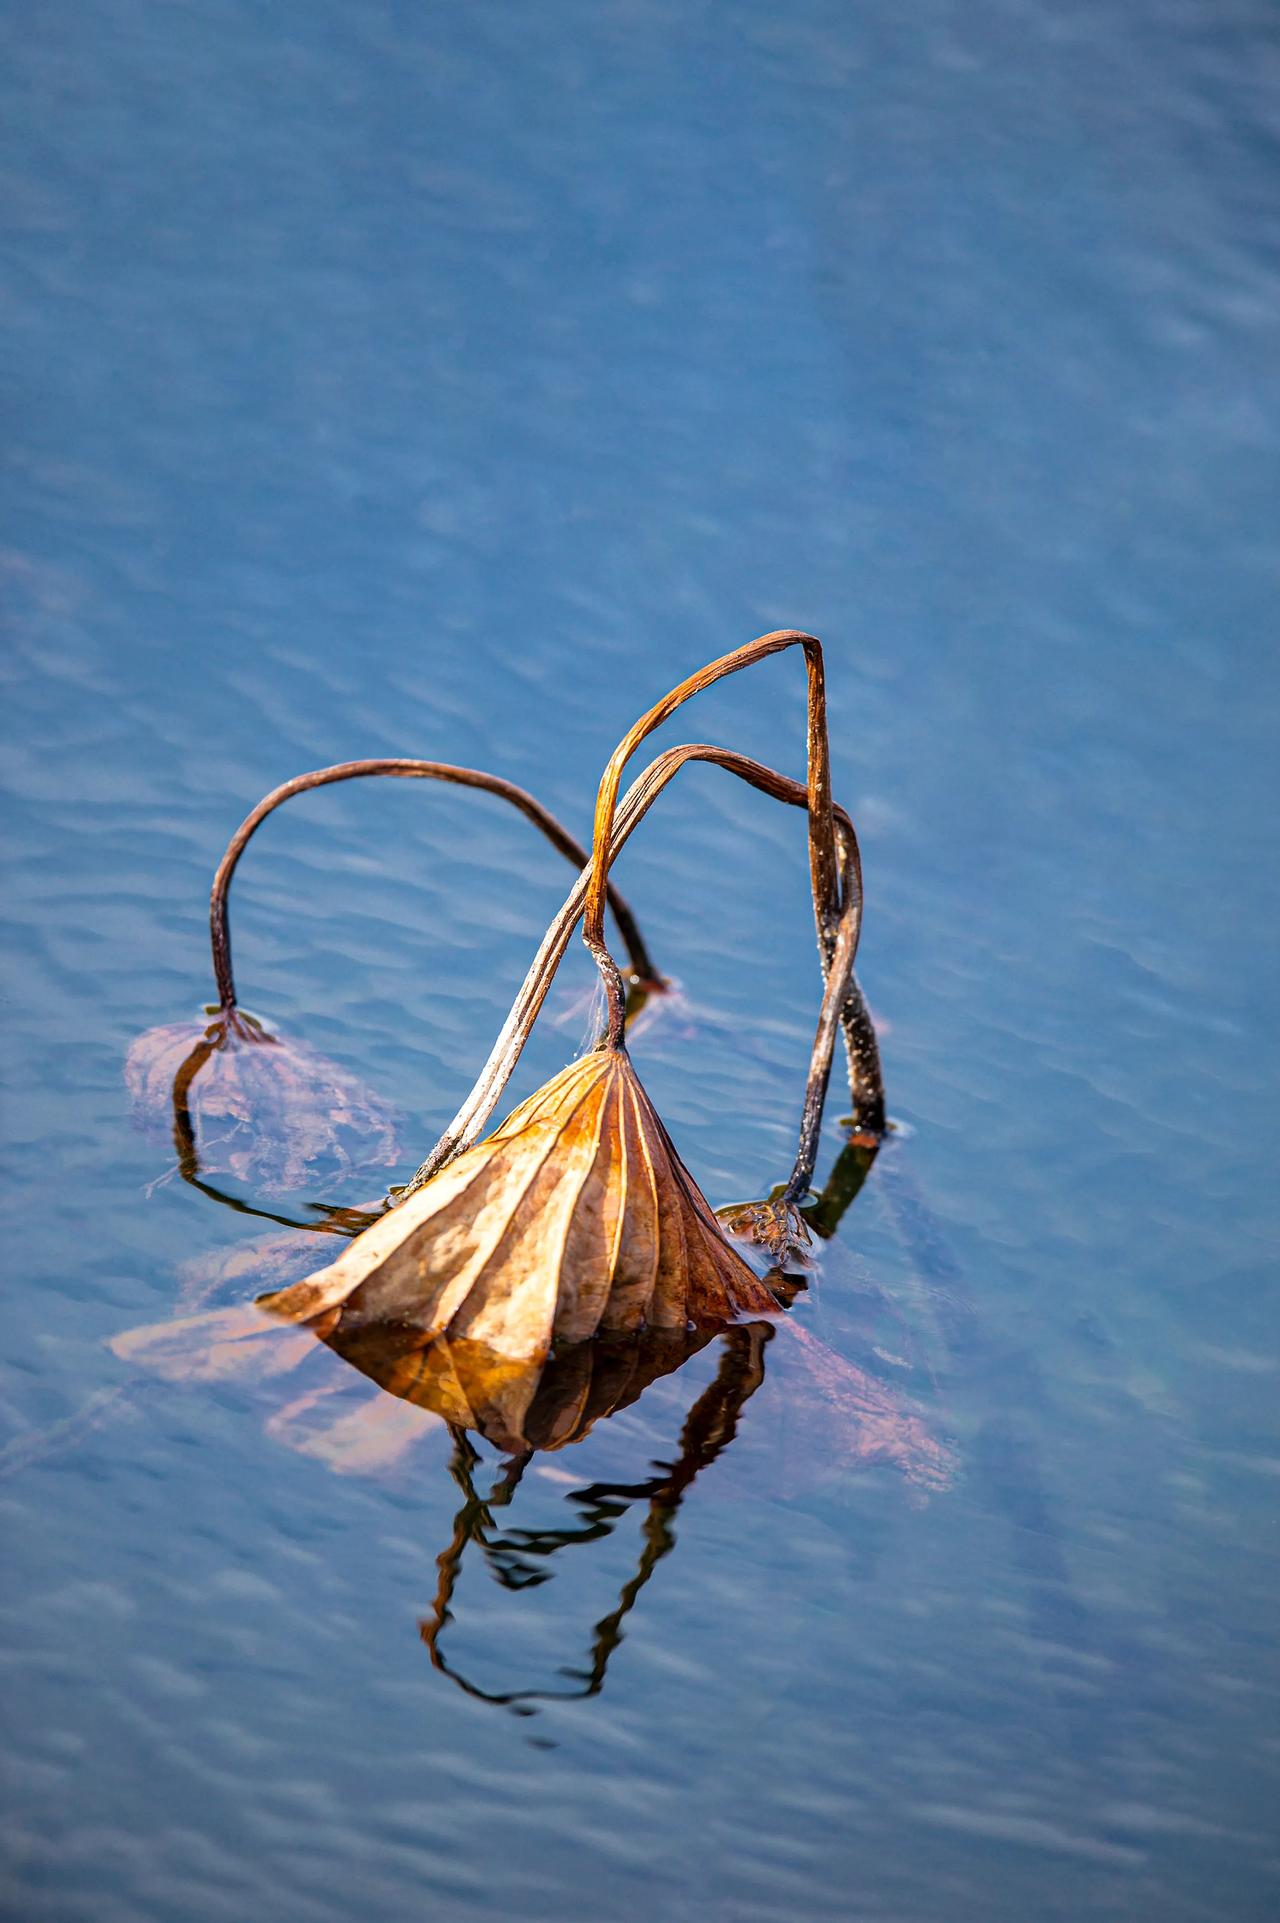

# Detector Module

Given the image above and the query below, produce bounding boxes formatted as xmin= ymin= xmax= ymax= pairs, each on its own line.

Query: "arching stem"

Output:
xmin=208 ymin=758 xmax=659 ymax=1012
xmin=582 ymin=632 xmax=839 ymax=1047
xmin=404 ymin=742 xmax=877 ymax=1195
xmin=579 ymin=633 xmax=884 ymax=1136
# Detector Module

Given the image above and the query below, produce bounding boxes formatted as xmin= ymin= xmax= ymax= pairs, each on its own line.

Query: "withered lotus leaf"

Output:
xmin=257 ymin=1046 xmax=779 ymax=1360
xmin=718 ymin=1195 xmax=813 ymax=1265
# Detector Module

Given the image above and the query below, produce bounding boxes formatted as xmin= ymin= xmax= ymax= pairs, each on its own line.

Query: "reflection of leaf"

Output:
xmin=126 ymin=1007 xmax=399 ymax=1195
xmin=109 ymin=1288 xmax=715 ymax=1465
xmin=258 ymin=1045 xmax=779 ymax=1360
xmin=420 ymin=1325 xmax=773 ymax=1707
xmin=330 ymin=1323 xmax=717 ymax=1456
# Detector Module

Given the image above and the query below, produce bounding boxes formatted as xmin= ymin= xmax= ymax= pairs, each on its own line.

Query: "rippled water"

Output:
xmin=3 ymin=2 xmax=1278 ymax=1919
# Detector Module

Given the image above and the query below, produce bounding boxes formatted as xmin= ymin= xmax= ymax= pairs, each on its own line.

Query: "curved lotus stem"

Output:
xmin=209 ymin=758 xmax=659 ymax=1012
xmin=581 ymin=632 xmax=839 ymax=1046
xmin=405 ymin=741 xmax=875 ymax=1196
xmin=782 ymin=830 xmax=862 ymax=1205
xmin=709 ymin=804 xmax=869 ymax=1260
xmin=578 ymin=633 xmax=883 ymax=1135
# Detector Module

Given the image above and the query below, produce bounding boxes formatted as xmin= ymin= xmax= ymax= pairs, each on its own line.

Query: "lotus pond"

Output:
xmin=2 ymin=2 xmax=1278 ymax=1920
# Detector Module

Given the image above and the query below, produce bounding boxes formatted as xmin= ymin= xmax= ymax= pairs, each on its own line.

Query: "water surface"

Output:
xmin=2 ymin=2 xmax=1278 ymax=1919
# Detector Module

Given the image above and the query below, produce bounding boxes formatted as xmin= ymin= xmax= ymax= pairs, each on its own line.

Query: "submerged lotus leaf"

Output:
xmin=764 ymin=1320 xmax=957 ymax=1494
xmin=258 ymin=1046 xmax=780 ymax=1361
xmin=125 ymin=1006 xmax=399 ymax=1195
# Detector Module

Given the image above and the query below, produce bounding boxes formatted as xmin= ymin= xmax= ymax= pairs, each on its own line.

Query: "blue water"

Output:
xmin=3 ymin=2 xmax=1278 ymax=1918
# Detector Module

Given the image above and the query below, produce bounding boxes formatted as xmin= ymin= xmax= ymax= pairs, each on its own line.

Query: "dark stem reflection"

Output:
xmin=420 ymin=1323 xmax=772 ymax=1710
xmin=169 ymin=1039 xmax=389 ymax=1234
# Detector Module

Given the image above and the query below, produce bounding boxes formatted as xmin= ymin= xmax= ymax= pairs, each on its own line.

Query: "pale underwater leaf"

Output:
xmin=126 ymin=1006 xmax=400 ymax=1195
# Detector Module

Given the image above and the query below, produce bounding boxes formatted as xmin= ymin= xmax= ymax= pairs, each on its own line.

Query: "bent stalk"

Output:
xmin=405 ymin=742 xmax=872 ymax=1194
xmin=581 ymin=632 xmax=840 ymax=1045
xmin=578 ymin=633 xmax=883 ymax=1133
xmin=209 ymin=758 xmax=659 ymax=1011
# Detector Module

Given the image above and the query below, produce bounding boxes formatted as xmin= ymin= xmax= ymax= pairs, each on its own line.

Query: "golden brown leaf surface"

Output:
xmin=259 ymin=1047 xmax=779 ymax=1360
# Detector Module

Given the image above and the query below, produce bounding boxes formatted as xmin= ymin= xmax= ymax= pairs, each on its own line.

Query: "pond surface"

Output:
xmin=3 ymin=2 xmax=1278 ymax=1919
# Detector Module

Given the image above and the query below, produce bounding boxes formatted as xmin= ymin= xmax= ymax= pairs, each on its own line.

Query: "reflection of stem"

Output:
xmin=208 ymin=758 xmax=659 ymax=1012
xmin=406 ymin=744 xmax=873 ymax=1194
xmin=800 ymin=1134 xmax=881 ymax=1240
xmin=170 ymin=1029 xmax=221 ymax=1184
xmin=420 ymin=1324 xmax=772 ymax=1708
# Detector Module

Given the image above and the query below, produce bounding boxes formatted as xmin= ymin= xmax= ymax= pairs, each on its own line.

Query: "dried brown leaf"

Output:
xmin=258 ymin=1046 xmax=779 ymax=1361
xmin=327 ymin=1323 xmax=714 ymax=1456
xmin=107 ymin=1291 xmax=712 ymax=1464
